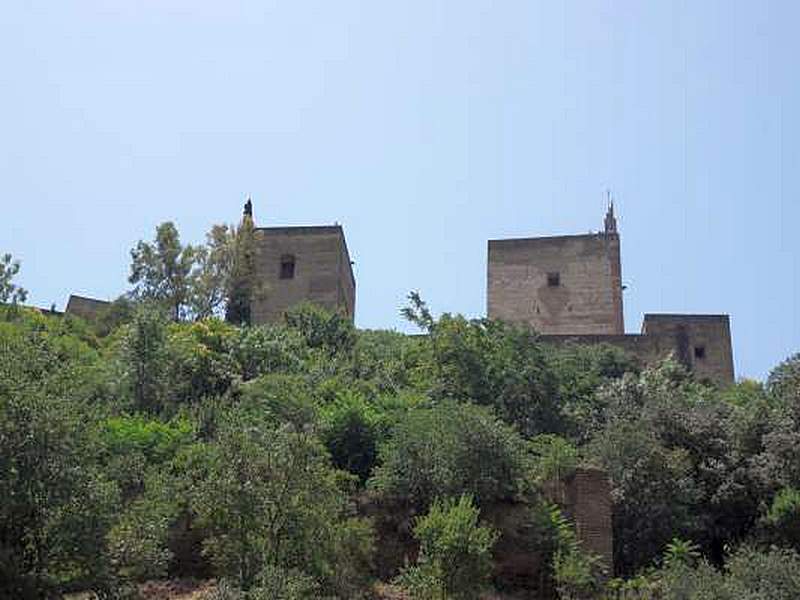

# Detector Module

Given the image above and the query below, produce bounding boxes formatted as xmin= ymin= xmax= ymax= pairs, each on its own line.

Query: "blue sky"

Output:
xmin=2 ymin=1 xmax=798 ymax=380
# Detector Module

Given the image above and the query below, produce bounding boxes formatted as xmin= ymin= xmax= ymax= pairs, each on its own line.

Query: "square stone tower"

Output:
xmin=641 ymin=314 xmax=734 ymax=384
xmin=487 ymin=205 xmax=624 ymax=335
xmin=249 ymin=219 xmax=355 ymax=324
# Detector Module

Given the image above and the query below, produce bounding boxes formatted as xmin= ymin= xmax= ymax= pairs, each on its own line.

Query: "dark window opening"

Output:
xmin=547 ymin=272 xmax=560 ymax=287
xmin=694 ymin=346 xmax=706 ymax=360
xmin=280 ymin=255 xmax=296 ymax=279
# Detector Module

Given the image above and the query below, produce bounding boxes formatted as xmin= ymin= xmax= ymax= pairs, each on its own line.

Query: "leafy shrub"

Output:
xmin=529 ymin=434 xmax=579 ymax=483
xmin=119 ymin=307 xmax=171 ymax=413
xmin=107 ymin=473 xmax=178 ymax=581
xmin=193 ymin=414 xmax=373 ymax=593
xmin=547 ymin=504 xmax=605 ymax=600
xmin=0 ymin=392 xmax=119 ymax=598
xmin=249 ymin=565 xmax=321 ymax=600
xmin=284 ymin=303 xmax=356 ymax=355
xmin=231 ymin=324 xmax=307 ymax=380
xmin=98 ymin=415 xmax=195 ymax=500
xmin=369 ymin=401 xmax=532 ymax=510
xmin=396 ymin=495 xmax=498 ymax=600
xmin=100 ymin=415 xmax=195 ymax=463
xmin=426 ymin=315 xmax=564 ymax=437
xmin=765 ymin=487 xmax=800 ymax=549
xmin=239 ymin=374 xmax=317 ymax=431
xmin=767 ymin=352 xmax=800 ymax=408
xmin=167 ymin=318 xmax=239 ymax=405
xmin=318 ymin=389 xmax=384 ymax=482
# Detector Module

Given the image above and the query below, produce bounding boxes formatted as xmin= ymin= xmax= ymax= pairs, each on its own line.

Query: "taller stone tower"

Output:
xmin=487 ymin=205 xmax=624 ymax=335
xmin=247 ymin=202 xmax=356 ymax=324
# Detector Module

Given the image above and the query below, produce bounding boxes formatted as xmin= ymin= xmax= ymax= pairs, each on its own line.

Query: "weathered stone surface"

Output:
xmin=65 ymin=294 xmax=110 ymax=321
xmin=250 ymin=225 xmax=355 ymax=324
xmin=488 ymin=233 xmax=624 ymax=335
xmin=486 ymin=210 xmax=735 ymax=386
xmin=641 ymin=314 xmax=734 ymax=385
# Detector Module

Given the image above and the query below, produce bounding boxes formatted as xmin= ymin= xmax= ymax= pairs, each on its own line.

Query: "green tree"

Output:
xmin=225 ymin=213 xmax=256 ymax=325
xmin=397 ymin=495 xmax=498 ymax=600
xmin=193 ymin=413 xmax=373 ymax=593
xmin=129 ymin=221 xmax=196 ymax=321
xmin=427 ymin=315 xmax=564 ymax=437
xmin=768 ymin=353 xmax=800 ymax=413
xmin=588 ymin=360 xmax=765 ymax=573
xmin=0 ymin=391 xmax=119 ymax=597
xmin=120 ymin=307 xmax=170 ymax=413
xmin=0 ymin=252 xmax=28 ymax=305
xmin=401 ymin=290 xmax=436 ymax=332
xmin=284 ymin=302 xmax=356 ymax=355
xmin=764 ymin=487 xmax=800 ymax=550
xmin=369 ymin=401 xmax=532 ymax=510
xmin=191 ymin=224 xmax=235 ymax=320
xmin=319 ymin=389 xmax=384 ymax=483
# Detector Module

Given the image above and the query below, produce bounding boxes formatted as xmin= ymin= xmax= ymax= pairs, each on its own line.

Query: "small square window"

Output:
xmin=694 ymin=346 xmax=706 ymax=360
xmin=280 ymin=255 xmax=296 ymax=279
xmin=547 ymin=272 xmax=560 ymax=287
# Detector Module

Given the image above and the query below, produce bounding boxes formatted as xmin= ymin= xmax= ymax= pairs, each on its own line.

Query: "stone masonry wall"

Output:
xmin=642 ymin=314 xmax=734 ymax=385
xmin=544 ymin=468 xmax=614 ymax=574
xmin=488 ymin=233 xmax=624 ymax=335
xmin=65 ymin=294 xmax=110 ymax=322
xmin=539 ymin=328 xmax=734 ymax=386
xmin=250 ymin=225 xmax=355 ymax=324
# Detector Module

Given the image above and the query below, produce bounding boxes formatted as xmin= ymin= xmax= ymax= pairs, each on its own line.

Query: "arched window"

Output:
xmin=280 ymin=254 xmax=296 ymax=279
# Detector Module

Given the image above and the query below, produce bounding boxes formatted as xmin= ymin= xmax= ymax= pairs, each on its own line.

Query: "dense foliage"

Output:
xmin=2 ymin=252 xmax=800 ymax=598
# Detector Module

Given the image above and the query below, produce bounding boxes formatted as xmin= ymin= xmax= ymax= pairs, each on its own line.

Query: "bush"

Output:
xmin=765 ymin=487 xmax=800 ymax=549
xmin=426 ymin=315 xmax=564 ymax=437
xmin=231 ymin=324 xmax=307 ymax=380
xmin=0 ymin=392 xmax=119 ymax=597
xmin=369 ymin=401 xmax=532 ymax=510
xmin=396 ymin=495 xmax=498 ymax=600
xmin=529 ymin=434 xmax=579 ymax=484
xmin=249 ymin=565 xmax=320 ymax=600
xmin=193 ymin=413 xmax=374 ymax=593
xmin=107 ymin=474 xmax=178 ymax=581
xmin=319 ymin=389 xmax=384 ymax=482
xmin=547 ymin=504 xmax=605 ymax=600
xmin=284 ymin=303 xmax=355 ymax=355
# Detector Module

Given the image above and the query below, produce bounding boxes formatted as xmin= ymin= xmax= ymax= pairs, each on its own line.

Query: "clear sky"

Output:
xmin=2 ymin=1 xmax=798 ymax=381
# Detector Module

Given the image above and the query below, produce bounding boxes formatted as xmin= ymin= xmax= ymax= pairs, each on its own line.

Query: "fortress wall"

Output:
xmin=539 ymin=333 xmax=670 ymax=368
xmin=642 ymin=314 xmax=734 ymax=385
xmin=540 ymin=326 xmax=734 ymax=386
xmin=488 ymin=234 xmax=624 ymax=335
xmin=251 ymin=226 xmax=355 ymax=324
xmin=65 ymin=294 xmax=110 ymax=322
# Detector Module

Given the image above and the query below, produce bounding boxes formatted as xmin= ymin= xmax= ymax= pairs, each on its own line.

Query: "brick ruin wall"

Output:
xmin=544 ymin=468 xmax=614 ymax=573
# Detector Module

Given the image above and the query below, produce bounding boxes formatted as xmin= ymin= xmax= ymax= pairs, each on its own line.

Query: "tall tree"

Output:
xmin=225 ymin=210 xmax=256 ymax=325
xmin=0 ymin=253 xmax=28 ymax=305
xmin=129 ymin=222 xmax=196 ymax=321
xmin=190 ymin=224 xmax=234 ymax=320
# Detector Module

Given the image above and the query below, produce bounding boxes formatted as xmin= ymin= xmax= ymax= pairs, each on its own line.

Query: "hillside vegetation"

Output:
xmin=2 ymin=236 xmax=800 ymax=599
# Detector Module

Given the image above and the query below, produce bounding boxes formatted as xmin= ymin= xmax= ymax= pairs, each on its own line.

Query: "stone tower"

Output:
xmin=247 ymin=202 xmax=355 ymax=324
xmin=487 ymin=206 xmax=624 ymax=335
